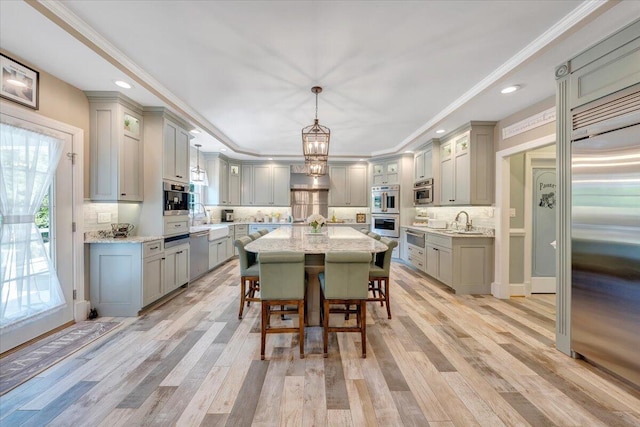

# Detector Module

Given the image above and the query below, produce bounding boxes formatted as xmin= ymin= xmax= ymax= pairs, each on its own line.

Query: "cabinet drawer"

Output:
xmin=426 ymin=233 xmax=452 ymax=248
xmin=407 ymin=245 xmax=425 ymax=258
xmin=164 ymin=217 xmax=189 ymax=236
xmin=408 ymin=255 xmax=426 ymax=272
xmin=235 ymin=224 xmax=248 ymax=233
xmin=143 ymin=240 xmax=163 ymax=258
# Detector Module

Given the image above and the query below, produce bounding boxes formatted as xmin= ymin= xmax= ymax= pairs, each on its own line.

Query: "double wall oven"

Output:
xmin=371 ymin=185 xmax=400 ymax=238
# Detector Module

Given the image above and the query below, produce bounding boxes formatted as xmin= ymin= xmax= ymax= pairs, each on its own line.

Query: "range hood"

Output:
xmin=290 ymin=173 xmax=330 ymax=190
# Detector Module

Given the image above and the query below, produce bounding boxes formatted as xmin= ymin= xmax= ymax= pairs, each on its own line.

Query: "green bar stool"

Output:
xmin=234 ymin=236 xmax=260 ymax=319
xmin=319 ymin=251 xmax=372 ymax=358
xmin=367 ymin=232 xmax=381 ymax=240
xmin=258 ymin=251 xmax=306 ymax=360
xmin=249 ymin=231 xmax=262 ymax=240
xmin=258 ymin=229 xmax=269 ymax=236
xmin=368 ymin=238 xmax=398 ymax=319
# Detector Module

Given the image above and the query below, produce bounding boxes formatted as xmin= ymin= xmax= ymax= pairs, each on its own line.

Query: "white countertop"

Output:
xmin=245 ymin=225 xmax=388 ymax=254
xmin=84 ymin=234 xmax=163 ymax=244
xmin=402 ymin=224 xmax=494 ymax=238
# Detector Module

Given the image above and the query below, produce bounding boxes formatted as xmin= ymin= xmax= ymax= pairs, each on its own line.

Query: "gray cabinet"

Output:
xmin=142 ymin=240 xmax=164 ymax=307
xmin=241 ymin=164 xmax=290 ymax=206
xmin=439 ymin=122 xmax=494 ymax=206
xmin=87 ymin=92 xmax=144 ymax=202
xmin=414 ymin=144 xmax=433 ymax=182
xmin=233 ymin=223 xmax=248 ymax=256
xmin=165 ymin=243 xmax=189 ymax=293
xmin=329 ymin=164 xmax=368 ymax=207
xmin=163 ymin=119 xmax=190 ymax=184
xmin=372 ymin=160 xmax=399 ymax=185
xmin=229 ymin=163 xmax=241 ymax=205
xmin=206 ymin=156 xmax=229 ymax=205
xmin=426 ymin=234 xmax=452 ymax=285
xmin=90 ymin=239 xmax=166 ymax=316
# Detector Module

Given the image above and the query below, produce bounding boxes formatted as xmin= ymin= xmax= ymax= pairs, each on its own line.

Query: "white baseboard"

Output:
xmin=491 ymin=281 xmax=511 ymax=299
xmin=74 ymin=300 xmax=89 ymax=321
xmin=509 ymin=283 xmax=530 ymax=297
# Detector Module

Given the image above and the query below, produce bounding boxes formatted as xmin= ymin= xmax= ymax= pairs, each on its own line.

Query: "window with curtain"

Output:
xmin=0 ymin=123 xmax=66 ymax=329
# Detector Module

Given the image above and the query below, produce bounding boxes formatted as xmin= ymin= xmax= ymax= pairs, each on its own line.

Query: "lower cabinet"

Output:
xmin=165 ymin=243 xmax=190 ymax=293
xmin=209 ymin=237 xmax=227 ymax=269
xmin=142 ymin=253 xmax=164 ymax=307
xmin=249 ymin=224 xmax=282 ymax=233
xmin=402 ymin=227 xmax=494 ymax=294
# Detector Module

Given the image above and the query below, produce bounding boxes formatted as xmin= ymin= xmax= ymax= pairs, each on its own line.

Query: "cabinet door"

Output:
xmin=423 ymin=147 xmax=433 ymax=180
xmin=219 ymin=158 xmax=229 ymax=205
xmin=143 ymin=255 xmax=164 ymax=306
xmin=175 ymin=128 xmax=190 ymax=184
xmin=253 ymin=165 xmax=273 ymax=205
xmin=229 ymin=164 xmax=241 ymax=205
xmin=272 ymin=165 xmax=290 ymax=206
xmin=329 ymin=166 xmax=348 ymax=206
xmin=440 ymin=142 xmax=454 ymax=205
xmin=120 ymin=132 xmax=143 ymax=201
xmin=347 ymin=165 xmax=367 ymax=206
xmin=372 ymin=163 xmax=384 ymax=185
xmin=164 ymin=250 xmax=177 ymax=293
xmin=225 ymin=235 xmax=233 ymax=259
xmin=453 ymin=135 xmax=470 ymax=205
xmin=414 ymin=152 xmax=425 ymax=181
xmin=426 ymin=245 xmax=438 ymax=278
xmin=385 ymin=161 xmax=399 ymax=184
xmin=176 ymin=246 xmax=189 ymax=287
xmin=241 ymin=164 xmax=254 ymax=205
xmin=438 ymin=247 xmax=452 ymax=285
xmin=163 ymin=121 xmax=178 ymax=181
xmin=208 ymin=240 xmax=218 ymax=269
xmin=216 ymin=240 xmax=226 ymax=265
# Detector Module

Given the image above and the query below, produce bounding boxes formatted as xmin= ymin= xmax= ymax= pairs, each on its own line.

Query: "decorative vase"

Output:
xmin=310 ymin=225 xmax=321 ymax=233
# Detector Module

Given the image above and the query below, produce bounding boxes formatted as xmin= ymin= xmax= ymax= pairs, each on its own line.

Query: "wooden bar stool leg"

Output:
xmin=298 ymin=301 xmax=305 ymax=359
xmin=323 ymin=299 xmax=329 ymax=358
xmin=261 ymin=301 xmax=268 ymax=360
xmin=360 ymin=300 xmax=367 ymax=358
xmin=384 ymin=278 xmax=391 ymax=319
xmin=239 ymin=279 xmax=247 ymax=319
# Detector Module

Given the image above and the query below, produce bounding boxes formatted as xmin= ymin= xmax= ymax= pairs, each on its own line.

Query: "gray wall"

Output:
xmin=509 ymin=154 xmax=525 ymax=284
xmin=495 ymin=96 xmax=555 ymax=152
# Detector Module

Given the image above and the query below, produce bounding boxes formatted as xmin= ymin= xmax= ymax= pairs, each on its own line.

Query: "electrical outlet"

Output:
xmin=97 ymin=212 xmax=111 ymax=223
xmin=509 ymin=208 xmax=516 ymax=218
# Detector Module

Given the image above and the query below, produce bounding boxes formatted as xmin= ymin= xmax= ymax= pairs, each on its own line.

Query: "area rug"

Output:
xmin=0 ymin=321 xmax=121 ymax=395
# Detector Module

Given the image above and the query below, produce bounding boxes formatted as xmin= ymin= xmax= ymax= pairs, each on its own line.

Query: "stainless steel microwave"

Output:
xmin=413 ymin=179 xmax=433 ymax=205
xmin=163 ymin=181 xmax=190 ymax=216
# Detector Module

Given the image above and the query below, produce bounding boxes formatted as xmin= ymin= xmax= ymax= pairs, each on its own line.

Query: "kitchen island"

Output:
xmin=245 ymin=226 xmax=388 ymax=324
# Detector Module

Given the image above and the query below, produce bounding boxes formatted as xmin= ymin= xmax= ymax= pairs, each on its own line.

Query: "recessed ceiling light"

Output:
xmin=268 ymin=158 xmax=273 ymax=160
xmin=220 ymin=148 xmax=227 ymax=152
xmin=436 ymin=129 xmax=446 ymax=134
xmin=189 ymin=129 xmax=201 ymax=135
xmin=114 ymin=80 xmax=132 ymax=89
xmin=404 ymin=151 xmax=413 ymax=154
xmin=501 ymin=85 xmax=521 ymax=94
xmin=359 ymin=158 xmax=364 ymax=161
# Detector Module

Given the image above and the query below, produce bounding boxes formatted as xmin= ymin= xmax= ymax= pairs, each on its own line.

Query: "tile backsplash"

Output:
xmin=417 ymin=206 xmax=495 ymax=229
xmin=83 ymin=202 xmax=118 ymax=232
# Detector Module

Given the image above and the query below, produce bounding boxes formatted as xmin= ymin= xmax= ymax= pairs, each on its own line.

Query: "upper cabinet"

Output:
xmin=439 ymin=122 xmax=495 ymax=206
xmin=87 ymin=92 xmax=144 ymax=202
xmin=414 ymin=143 xmax=434 ymax=182
xmin=163 ymin=119 xmax=190 ymax=185
xmin=372 ymin=160 xmax=399 ymax=185
xmin=205 ymin=155 xmax=229 ymax=205
xmin=241 ymin=164 xmax=290 ymax=206
xmin=228 ymin=163 xmax=241 ymax=206
xmin=329 ymin=164 xmax=368 ymax=207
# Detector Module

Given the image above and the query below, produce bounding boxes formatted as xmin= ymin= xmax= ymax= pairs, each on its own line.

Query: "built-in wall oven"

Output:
xmin=372 ymin=185 xmax=399 ymax=214
xmin=164 ymin=181 xmax=190 ymax=216
xmin=413 ymin=179 xmax=433 ymax=205
xmin=371 ymin=214 xmax=400 ymax=238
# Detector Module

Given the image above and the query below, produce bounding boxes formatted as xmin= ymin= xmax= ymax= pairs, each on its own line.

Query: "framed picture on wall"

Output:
xmin=1 ymin=53 xmax=39 ymax=110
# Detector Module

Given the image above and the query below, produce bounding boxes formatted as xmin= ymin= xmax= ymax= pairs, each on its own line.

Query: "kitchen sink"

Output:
xmin=443 ymin=230 xmax=484 ymax=235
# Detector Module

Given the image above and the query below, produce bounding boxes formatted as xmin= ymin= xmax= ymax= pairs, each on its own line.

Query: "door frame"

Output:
xmin=0 ymin=102 xmax=85 ymax=352
xmin=524 ymin=153 xmax=556 ymax=294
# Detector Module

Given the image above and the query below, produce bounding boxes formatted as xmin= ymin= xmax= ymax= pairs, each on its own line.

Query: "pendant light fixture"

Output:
xmin=302 ymin=86 xmax=330 ymax=176
xmin=190 ymin=144 xmax=208 ymax=185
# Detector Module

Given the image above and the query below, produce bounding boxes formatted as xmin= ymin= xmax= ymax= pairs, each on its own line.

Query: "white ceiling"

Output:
xmin=1 ymin=1 xmax=639 ymax=160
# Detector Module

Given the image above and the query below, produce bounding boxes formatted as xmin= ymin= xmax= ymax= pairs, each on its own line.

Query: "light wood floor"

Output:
xmin=2 ymin=259 xmax=640 ymax=426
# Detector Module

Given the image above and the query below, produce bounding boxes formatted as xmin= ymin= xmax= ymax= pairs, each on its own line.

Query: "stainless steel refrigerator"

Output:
xmin=571 ymin=93 xmax=640 ymax=387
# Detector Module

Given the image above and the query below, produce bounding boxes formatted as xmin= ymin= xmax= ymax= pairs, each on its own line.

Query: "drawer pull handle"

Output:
xmin=176 ymin=250 xmax=183 ymax=254
xmin=150 ymin=246 xmax=159 ymax=250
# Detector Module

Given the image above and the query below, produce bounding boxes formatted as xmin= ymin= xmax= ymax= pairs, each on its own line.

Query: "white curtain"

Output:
xmin=0 ymin=123 xmax=65 ymax=329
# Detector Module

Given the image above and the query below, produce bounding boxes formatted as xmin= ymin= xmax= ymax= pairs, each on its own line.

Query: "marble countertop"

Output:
xmin=84 ymin=234 xmax=163 ymax=244
xmin=204 ymin=221 xmax=369 ymax=226
xmin=402 ymin=224 xmax=494 ymax=238
xmin=245 ymin=225 xmax=387 ymax=254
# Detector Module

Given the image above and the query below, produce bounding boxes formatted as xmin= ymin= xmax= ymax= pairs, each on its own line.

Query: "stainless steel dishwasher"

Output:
xmin=189 ymin=230 xmax=209 ymax=281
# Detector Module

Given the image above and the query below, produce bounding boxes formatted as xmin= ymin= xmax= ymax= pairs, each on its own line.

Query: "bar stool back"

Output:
xmin=258 ymin=251 xmax=306 ymax=360
xmin=367 ymin=232 xmax=381 ymax=240
xmin=249 ymin=232 xmax=262 ymax=240
xmin=258 ymin=229 xmax=269 ymax=236
xmin=319 ymin=251 xmax=372 ymax=358
xmin=369 ymin=237 xmax=398 ymax=319
xmin=234 ymin=236 xmax=260 ymax=319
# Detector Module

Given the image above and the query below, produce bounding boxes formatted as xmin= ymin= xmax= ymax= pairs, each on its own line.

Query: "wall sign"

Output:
xmin=0 ymin=54 xmax=39 ymax=110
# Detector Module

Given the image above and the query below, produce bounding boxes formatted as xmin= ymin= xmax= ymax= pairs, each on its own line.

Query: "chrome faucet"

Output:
xmin=455 ymin=210 xmax=472 ymax=231
xmin=191 ymin=202 xmax=208 ymax=226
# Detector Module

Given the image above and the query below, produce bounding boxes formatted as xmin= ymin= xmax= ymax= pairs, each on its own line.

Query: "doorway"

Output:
xmin=0 ymin=104 xmax=83 ymax=353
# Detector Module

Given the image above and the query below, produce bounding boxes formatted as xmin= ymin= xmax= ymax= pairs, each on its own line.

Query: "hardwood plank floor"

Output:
xmin=2 ymin=259 xmax=640 ymax=426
